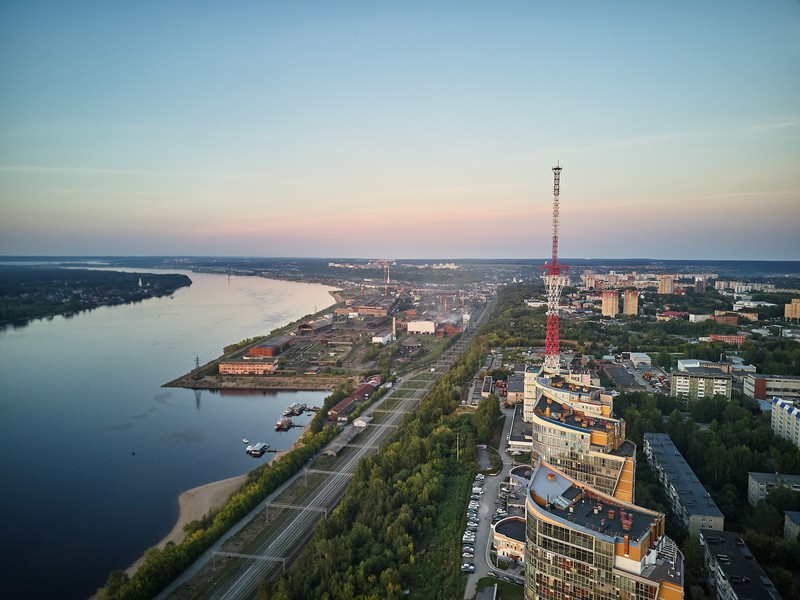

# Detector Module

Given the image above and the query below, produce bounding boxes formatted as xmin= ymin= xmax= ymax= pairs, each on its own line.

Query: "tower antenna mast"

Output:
xmin=541 ymin=164 xmax=569 ymax=372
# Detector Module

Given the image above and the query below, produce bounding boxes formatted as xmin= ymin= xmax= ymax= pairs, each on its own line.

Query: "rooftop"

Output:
xmin=644 ymin=433 xmax=724 ymax=518
xmin=534 ymin=396 xmax=622 ymax=436
xmin=494 ymin=517 xmax=525 ymax=542
xmin=681 ymin=367 xmax=732 ymax=379
xmin=529 ymin=461 xmax=655 ymax=543
xmin=700 ymin=530 xmax=782 ymax=600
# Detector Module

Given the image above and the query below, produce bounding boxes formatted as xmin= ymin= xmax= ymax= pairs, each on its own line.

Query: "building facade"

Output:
xmin=709 ymin=334 xmax=746 ymax=346
xmin=524 ymin=460 xmax=683 ymax=600
xmin=670 ymin=368 xmax=732 ymax=400
xmin=493 ymin=517 xmax=526 ymax=561
xmin=406 ymin=319 xmax=435 ymax=334
xmin=623 ymin=289 xmax=639 ymax=315
xmin=770 ymin=397 xmax=800 ymax=449
xmin=747 ymin=472 xmax=800 ymax=507
xmin=743 ymin=374 xmax=800 ymax=401
xmin=527 ymin=368 xmax=635 ymax=503
xmin=657 ymin=275 xmax=676 ymax=295
xmin=602 ymin=290 xmax=619 ymax=317
xmin=786 ymin=298 xmax=800 ymax=320
xmin=643 ymin=433 xmax=724 ymax=536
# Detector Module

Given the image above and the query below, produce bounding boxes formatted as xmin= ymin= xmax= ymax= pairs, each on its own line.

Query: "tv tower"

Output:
xmin=541 ymin=164 xmax=569 ymax=372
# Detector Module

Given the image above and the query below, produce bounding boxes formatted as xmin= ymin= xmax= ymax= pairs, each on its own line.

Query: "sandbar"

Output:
xmin=126 ymin=473 xmax=247 ymax=576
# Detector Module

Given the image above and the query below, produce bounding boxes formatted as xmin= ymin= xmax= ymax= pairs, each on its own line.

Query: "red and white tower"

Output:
xmin=540 ymin=164 xmax=569 ymax=372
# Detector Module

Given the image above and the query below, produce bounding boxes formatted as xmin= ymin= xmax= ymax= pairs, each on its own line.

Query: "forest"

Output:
xmin=0 ymin=266 xmax=191 ymax=325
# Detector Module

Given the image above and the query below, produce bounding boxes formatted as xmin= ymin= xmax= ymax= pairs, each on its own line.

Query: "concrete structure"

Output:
xmin=747 ymin=472 xmax=800 ymax=507
xmin=784 ymin=511 xmax=800 ymax=542
xmin=623 ymin=289 xmax=639 ymax=315
xmin=670 ymin=367 xmax=732 ymax=400
xmin=771 ymin=397 xmax=800 ymax=449
xmin=699 ymin=530 xmax=782 ymax=600
xmin=492 ymin=516 xmax=525 ymax=562
xmin=505 ymin=374 xmax=525 ymax=404
xmin=601 ymin=290 xmax=618 ymax=317
xmin=526 ymin=368 xmax=635 ymax=503
xmin=643 ymin=433 xmax=724 ymax=536
xmin=744 ymin=374 xmax=800 ymax=401
xmin=786 ymin=298 xmax=800 ymax=320
xmin=406 ymin=319 xmax=435 ymax=334
xmin=524 ymin=460 xmax=683 ymax=600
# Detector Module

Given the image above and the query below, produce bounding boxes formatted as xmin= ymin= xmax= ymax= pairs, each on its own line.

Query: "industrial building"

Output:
xmin=670 ymin=367 xmax=732 ymax=400
xmin=524 ymin=460 xmax=683 ymax=600
xmin=218 ymin=358 xmax=279 ymax=375
xmin=643 ymin=433 xmax=724 ymax=536
xmin=770 ymin=397 xmax=800 ymax=449
xmin=698 ymin=530 xmax=781 ymax=600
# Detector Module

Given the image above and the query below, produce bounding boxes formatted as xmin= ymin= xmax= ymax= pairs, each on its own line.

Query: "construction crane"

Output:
xmin=541 ymin=164 xmax=569 ymax=372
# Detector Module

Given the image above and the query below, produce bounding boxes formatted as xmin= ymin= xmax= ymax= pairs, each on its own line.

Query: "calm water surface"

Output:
xmin=0 ymin=270 xmax=336 ymax=599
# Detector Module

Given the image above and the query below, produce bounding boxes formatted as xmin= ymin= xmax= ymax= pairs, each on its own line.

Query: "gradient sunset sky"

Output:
xmin=1 ymin=1 xmax=798 ymax=260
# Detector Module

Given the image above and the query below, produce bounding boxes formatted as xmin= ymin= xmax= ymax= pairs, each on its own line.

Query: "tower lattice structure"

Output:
xmin=540 ymin=164 xmax=569 ymax=372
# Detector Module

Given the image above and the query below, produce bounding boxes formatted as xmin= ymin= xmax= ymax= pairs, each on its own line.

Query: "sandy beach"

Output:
xmin=126 ymin=473 xmax=248 ymax=576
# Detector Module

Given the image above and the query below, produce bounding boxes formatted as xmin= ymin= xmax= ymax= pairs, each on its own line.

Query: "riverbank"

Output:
xmin=125 ymin=474 xmax=248 ymax=576
xmin=163 ymin=373 xmax=350 ymax=391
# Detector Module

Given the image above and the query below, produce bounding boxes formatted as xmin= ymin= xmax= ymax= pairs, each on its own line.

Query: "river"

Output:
xmin=0 ymin=269 xmax=337 ymax=599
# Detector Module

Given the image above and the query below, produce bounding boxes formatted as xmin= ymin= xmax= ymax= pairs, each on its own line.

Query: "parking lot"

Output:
xmin=462 ymin=403 xmax=526 ymax=598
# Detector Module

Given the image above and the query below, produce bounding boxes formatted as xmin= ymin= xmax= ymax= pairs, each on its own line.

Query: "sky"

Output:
xmin=1 ymin=1 xmax=799 ymax=261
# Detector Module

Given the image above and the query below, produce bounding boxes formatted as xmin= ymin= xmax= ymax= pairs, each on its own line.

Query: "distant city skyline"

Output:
xmin=1 ymin=2 xmax=798 ymax=260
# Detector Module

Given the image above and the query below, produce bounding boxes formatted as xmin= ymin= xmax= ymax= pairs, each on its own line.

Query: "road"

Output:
xmin=157 ymin=296 xmax=496 ymax=599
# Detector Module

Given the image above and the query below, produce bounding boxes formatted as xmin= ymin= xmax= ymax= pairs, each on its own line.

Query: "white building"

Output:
xmin=371 ymin=330 xmax=395 ymax=344
xmin=406 ymin=320 xmax=435 ymax=335
xmin=771 ymin=397 xmax=800 ymax=449
xmin=670 ymin=368 xmax=732 ymax=400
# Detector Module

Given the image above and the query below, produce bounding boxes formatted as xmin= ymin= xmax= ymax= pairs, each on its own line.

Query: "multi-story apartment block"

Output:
xmin=525 ymin=369 xmax=635 ymax=502
xmin=747 ymin=472 xmax=800 ymax=507
xmin=643 ymin=433 xmax=724 ymax=536
xmin=602 ymin=290 xmax=619 ymax=317
xmin=770 ymin=397 xmax=800 ymax=449
xmin=670 ymin=368 xmax=732 ymax=400
xmin=784 ymin=298 xmax=800 ymax=320
xmin=699 ymin=530 xmax=782 ymax=600
xmin=657 ymin=274 xmax=676 ymax=295
xmin=744 ymin=374 xmax=800 ymax=401
xmin=623 ymin=289 xmax=639 ymax=315
xmin=524 ymin=460 xmax=684 ymax=600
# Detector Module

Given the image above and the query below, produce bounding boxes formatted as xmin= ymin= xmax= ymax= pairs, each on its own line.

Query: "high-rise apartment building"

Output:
xmin=657 ymin=275 xmax=676 ymax=295
xmin=623 ymin=289 xmax=639 ymax=315
xmin=524 ymin=460 xmax=684 ymax=600
xmin=601 ymin=290 xmax=619 ymax=317
xmin=528 ymin=369 xmax=635 ymax=502
xmin=786 ymin=298 xmax=800 ymax=320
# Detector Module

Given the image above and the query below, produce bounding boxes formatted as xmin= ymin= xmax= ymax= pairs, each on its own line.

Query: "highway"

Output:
xmin=158 ymin=296 xmax=495 ymax=599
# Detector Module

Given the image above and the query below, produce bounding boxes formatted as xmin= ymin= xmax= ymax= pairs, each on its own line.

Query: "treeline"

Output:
xmin=262 ymin=293 xmax=518 ymax=599
xmin=0 ymin=266 xmax=191 ymax=325
xmin=616 ymin=392 xmax=800 ymax=597
xmin=97 ymin=414 xmax=344 ymax=599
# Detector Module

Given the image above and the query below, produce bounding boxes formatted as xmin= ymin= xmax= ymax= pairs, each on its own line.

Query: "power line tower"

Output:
xmin=540 ymin=164 xmax=569 ymax=373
